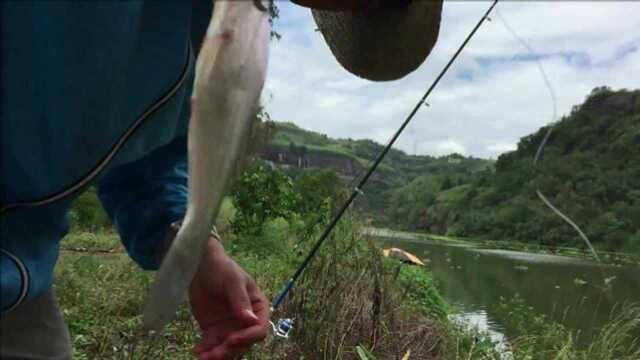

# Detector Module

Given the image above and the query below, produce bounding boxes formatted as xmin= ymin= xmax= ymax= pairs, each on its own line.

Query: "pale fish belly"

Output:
xmin=143 ymin=0 xmax=270 ymax=332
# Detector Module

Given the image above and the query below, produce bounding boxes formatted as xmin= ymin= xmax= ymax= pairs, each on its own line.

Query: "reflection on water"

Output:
xmin=378 ymin=236 xmax=640 ymax=346
xmin=450 ymin=311 xmax=509 ymax=351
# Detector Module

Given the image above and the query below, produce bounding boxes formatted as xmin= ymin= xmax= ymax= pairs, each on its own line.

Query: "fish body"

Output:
xmin=143 ymin=0 xmax=270 ymax=331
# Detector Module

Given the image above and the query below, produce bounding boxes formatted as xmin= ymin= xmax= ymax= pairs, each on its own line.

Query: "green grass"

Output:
xmin=55 ymin=213 xmax=461 ymax=359
xmin=55 ymin=237 xmax=196 ymax=359
xmin=60 ymin=232 xmax=121 ymax=252
xmin=55 ymin=213 xmax=640 ymax=359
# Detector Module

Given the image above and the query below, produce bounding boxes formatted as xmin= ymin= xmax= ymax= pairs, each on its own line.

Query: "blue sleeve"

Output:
xmin=97 ymin=137 xmax=188 ymax=270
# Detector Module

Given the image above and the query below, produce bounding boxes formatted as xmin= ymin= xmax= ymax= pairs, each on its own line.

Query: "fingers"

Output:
xmin=195 ymin=324 xmax=266 ymax=360
xmin=226 ymin=323 xmax=268 ymax=348
xmin=197 ymin=284 xmax=269 ymax=359
xmin=198 ymin=324 xmax=266 ymax=360
xmin=227 ymin=275 xmax=259 ymax=325
xmin=194 ymin=263 xmax=270 ymax=359
xmin=193 ymin=328 xmax=224 ymax=355
xmin=198 ymin=345 xmax=249 ymax=360
xmin=247 ymin=280 xmax=270 ymax=327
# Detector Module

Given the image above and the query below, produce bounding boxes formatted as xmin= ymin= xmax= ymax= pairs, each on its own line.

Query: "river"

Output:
xmin=374 ymin=233 xmax=640 ymax=348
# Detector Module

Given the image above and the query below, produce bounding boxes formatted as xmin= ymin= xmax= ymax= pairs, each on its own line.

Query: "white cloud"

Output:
xmin=427 ymin=139 xmax=468 ymax=157
xmin=315 ymin=94 xmax=348 ymax=109
xmin=264 ymin=1 xmax=640 ymax=158
xmin=487 ymin=142 xmax=517 ymax=155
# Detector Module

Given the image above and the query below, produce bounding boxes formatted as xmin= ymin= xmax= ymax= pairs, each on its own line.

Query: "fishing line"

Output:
xmin=269 ymin=0 xmax=500 ymax=329
xmin=497 ymin=14 xmax=616 ymax=329
xmin=495 ymin=8 xmax=601 ymax=262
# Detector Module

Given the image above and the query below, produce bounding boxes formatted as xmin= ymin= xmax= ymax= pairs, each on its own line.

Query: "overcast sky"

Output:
xmin=262 ymin=1 xmax=639 ymax=159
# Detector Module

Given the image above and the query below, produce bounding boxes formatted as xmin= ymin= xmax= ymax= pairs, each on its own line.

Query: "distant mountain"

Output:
xmin=409 ymin=87 xmax=640 ymax=253
xmin=258 ymin=122 xmax=493 ymax=225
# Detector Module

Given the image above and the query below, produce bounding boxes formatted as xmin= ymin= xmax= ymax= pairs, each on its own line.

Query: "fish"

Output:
xmin=142 ymin=0 xmax=270 ymax=332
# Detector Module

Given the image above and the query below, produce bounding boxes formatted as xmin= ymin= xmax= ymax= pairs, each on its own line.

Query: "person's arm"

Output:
xmin=98 ymin=135 xmax=269 ymax=358
xmin=97 ymin=137 xmax=188 ymax=270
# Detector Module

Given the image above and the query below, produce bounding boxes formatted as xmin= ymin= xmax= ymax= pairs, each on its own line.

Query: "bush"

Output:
xmin=294 ymin=168 xmax=341 ymax=216
xmin=230 ymin=160 xmax=299 ymax=235
xmin=397 ymin=265 xmax=448 ymax=321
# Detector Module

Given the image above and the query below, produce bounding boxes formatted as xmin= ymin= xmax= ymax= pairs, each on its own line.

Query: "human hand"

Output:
xmin=189 ymin=237 xmax=269 ymax=360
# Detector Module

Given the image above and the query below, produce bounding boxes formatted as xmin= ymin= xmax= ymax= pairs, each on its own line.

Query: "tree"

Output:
xmin=440 ymin=176 xmax=453 ymax=191
xmin=231 ymin=160 xmax=299 ymax=234
xmin=294 ymin=169 xmax=341 ymax=218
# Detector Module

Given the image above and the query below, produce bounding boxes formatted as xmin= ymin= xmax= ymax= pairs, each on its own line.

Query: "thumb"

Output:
xmin=227 ymin=279 xmax=259 ymax=324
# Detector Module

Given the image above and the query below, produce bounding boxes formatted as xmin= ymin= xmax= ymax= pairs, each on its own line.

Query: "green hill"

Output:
xmin=259 ymin=122 xmax=493 ymax=225
xmin=406 ymin=87 xmax=640 ymax=253
xmin=259 ymin=87 xmax=639 ymax=254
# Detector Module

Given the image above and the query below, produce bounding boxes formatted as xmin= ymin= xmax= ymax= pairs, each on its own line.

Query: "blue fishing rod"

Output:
xmin=270 ymin=0 xmax=499 ymax=338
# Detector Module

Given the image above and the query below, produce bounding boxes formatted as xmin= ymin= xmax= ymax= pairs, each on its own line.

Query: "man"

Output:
xmin=1 ymin=1 xmax=441 ymax=359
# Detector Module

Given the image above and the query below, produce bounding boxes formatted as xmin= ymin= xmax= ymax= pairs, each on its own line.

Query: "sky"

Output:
xmin=262 ymin=1 xmax=640 ymax=159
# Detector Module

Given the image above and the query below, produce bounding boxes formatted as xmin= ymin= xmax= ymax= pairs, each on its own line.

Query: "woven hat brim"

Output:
xmin=312 ymin=1 xmax=443 ymax=81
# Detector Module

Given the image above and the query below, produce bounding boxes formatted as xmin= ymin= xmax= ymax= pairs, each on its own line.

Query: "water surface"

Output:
xmin=377 ymin=236 xmax=640 ymax=345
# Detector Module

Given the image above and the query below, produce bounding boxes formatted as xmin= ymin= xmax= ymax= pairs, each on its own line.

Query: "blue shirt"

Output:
xmin=1 ymin=1 xmax=212 ymax=311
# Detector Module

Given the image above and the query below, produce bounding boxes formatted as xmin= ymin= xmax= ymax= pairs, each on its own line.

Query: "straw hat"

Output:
xmin=297 ymin=1 xmax=443 ymax=81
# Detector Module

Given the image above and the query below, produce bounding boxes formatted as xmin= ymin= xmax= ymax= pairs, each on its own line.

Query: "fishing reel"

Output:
xmin=270 ymin=318 xmax=294 ymax=339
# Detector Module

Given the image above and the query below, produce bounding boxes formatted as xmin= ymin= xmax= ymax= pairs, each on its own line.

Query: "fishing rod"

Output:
xmin=269 ymin=0 xmax=500 ymax=337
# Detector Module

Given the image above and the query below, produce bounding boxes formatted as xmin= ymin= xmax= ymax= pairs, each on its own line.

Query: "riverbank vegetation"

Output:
xmin=364 ymin=228 xmax=640 ymax=266
xmin=57 ymin=221 xmax=456 ymax=359
xmin=55 ymin=230 xmax=640 ymax=359
xmin=59 ymin=161 xmax=639 ymax=359
xmin=58 ymin=165 xmax=463 ymax=359
xmin=496 ymin=295 xmax=640 ymax=360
